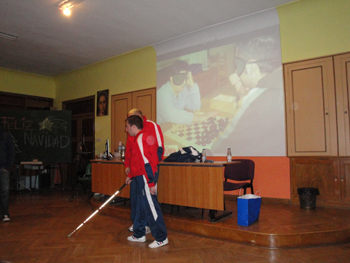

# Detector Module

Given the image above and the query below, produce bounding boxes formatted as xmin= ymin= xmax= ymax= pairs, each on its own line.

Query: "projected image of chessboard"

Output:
xmin=164 ymin=116 xmax=229 ymax=149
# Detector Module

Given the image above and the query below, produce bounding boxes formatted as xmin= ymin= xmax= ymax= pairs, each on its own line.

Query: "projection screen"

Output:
xmin=154 ymin=9 xmax=286 ymax=157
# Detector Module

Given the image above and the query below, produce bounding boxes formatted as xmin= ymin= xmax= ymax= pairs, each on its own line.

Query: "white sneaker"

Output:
xmin=129 ymin=224 xmax=151 ymax=235
xmin=148 ymin=238 xmax=169 ymax=248
xmin=3 ymin=215 xmax=10 ymax=222
xmin=127 ymin=235 xmax=146 ymax=242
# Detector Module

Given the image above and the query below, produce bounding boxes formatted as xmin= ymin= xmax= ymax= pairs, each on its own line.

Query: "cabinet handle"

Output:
xmin=334 ymin=176 xmax=338 ymax=182
xmin=345 ymin=111 xmax=348 ymax=114
xmin=340 ymin=175 xmax=345 ymax=182
xmin=325 ymin=112 xmax=329 ymax=115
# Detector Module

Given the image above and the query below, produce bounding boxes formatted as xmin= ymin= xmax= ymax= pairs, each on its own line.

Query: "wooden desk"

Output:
xmin=91 ymin=160 xmax=227 ymax=207
xmin=158 ymin=162 xmax=234 ymax=222
xmin=157 ymin=162 xmax=225 ymax=211
xmin=91 ymin=160 xmax=235 ymax=221
xmin=91 ymin=159 xmax=130 ymax=198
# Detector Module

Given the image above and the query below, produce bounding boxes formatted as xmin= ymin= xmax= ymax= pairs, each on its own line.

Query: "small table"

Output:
xmin=19 ymin=161 xmax=44 ymax=190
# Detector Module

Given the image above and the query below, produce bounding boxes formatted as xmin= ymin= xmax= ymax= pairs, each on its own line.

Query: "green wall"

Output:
xmin=54 ymin=46 xmax=157 ymax=154
xmin=277 ymin=0 xmax=350 ymax=63
xmin=1 ymin=0 xmax=349 ymax=155
xmin=0 ymin=67 xmax=55 ymax=98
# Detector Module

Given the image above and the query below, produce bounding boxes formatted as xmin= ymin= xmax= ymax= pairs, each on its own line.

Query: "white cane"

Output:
xmin=68 ymin=182 xmax=129 ymax=237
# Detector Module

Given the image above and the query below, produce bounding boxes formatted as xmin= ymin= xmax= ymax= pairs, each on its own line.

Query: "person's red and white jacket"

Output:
xmin=127 ymin=131 xmax=160 ymax=187
xmin=124 ymin=116 xmax=164 ymax=178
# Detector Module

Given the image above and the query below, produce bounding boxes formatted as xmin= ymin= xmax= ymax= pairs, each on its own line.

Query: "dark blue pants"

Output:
xmin=130 ymin=170 xmax=159 ymax=223
xmin=132 ymin=175 xmax=167 ymax=242
xmin=130 ymin=179 xmax=137 ymax=222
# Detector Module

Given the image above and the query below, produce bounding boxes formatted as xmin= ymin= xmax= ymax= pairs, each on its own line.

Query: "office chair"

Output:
xmin=78 ymin=163 xmax=91 ymax=193
xmin=223 ymin=159 xmax=255 ymax=209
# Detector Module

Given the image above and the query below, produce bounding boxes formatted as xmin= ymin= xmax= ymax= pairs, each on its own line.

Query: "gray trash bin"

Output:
xmin=297 ymin=188 xmax=320 ymax=209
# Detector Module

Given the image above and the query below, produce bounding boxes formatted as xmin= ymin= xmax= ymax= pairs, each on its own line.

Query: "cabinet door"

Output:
xmin=111 ymin=93 xmax=132 ymax=152
xmin=284 ymin=57 xmax=337 ymax=156
xmin=111 ymin=88 xmax=156 ymax=152
xmin=291 ymin=158 xmax=339 ymax=203
xmin=335 ymin=53 xmax=350 ymax=156
xmin=132 ymin=88 xmax=156 ymax=122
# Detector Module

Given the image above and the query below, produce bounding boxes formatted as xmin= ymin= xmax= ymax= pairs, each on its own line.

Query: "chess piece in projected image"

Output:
xmin=166 ymin=116 xmax=229 ymax=149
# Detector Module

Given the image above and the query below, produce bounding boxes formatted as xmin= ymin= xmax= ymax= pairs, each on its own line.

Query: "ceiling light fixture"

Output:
xmin=0 ymin=31 xmax=19 ymax=40
xmin=57 ymin=0 xmax=84 ymax=16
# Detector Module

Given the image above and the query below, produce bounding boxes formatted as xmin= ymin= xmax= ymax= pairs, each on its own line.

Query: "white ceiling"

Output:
xmin=0 ymin=0 xmax=296 ymax=76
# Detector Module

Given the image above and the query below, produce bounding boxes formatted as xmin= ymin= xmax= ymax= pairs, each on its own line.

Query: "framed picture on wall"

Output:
xmin=96 ymin=89 xmax=109 ymax=116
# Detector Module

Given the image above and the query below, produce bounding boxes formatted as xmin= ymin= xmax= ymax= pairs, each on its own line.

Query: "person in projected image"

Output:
xmin=211 ymin=35 xmax=285 ymax=156
xmin=157 ymin=60 xmax=215 ymax=125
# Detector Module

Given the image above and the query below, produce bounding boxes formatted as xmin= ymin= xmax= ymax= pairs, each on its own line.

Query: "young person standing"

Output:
xmin=0 ymin=128 xmax=15 ymax=222
xmin=125 ymin=115 xmax=168 ymax=248
xmin=124 ymin=109 xmax=164 ymax=233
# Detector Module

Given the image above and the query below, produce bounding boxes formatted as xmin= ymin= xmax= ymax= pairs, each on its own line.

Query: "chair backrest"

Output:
xmin=84 ymin=163 xmax=91 ymax=176
xmin=224 ymin=159 xmax=255 ymax=181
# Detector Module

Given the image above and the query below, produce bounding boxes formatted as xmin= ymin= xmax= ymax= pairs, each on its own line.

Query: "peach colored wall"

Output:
xmin=249 ymin=157 xmax=290 ymax=199
xmin=211 ymin=156 xmax=290 ymax=198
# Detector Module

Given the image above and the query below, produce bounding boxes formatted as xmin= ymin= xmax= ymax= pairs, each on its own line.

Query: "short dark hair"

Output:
xmin=237 ymin=36 xmax=281 ymax=74
xmin=126 ymin=115 xmax=143 ymax=130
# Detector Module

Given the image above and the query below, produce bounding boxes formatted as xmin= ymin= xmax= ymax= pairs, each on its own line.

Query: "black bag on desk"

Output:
xmin=163 ymin=146 xmax=202 ymax=163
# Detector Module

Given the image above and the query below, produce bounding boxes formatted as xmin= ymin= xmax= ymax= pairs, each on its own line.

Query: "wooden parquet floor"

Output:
xmin=94 ymin=194 xmax=350 ymax=249
xmin=1 ymin=189 xmax=350 ymax=263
